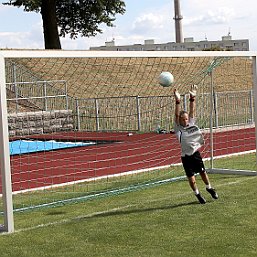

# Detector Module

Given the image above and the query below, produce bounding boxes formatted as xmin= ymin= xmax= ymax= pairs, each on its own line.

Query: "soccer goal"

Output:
xmin=0 ymin=50 xmax=257 ymax=233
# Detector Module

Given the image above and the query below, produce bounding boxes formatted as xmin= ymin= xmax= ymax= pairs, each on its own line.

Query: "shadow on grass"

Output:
xmin=80 ymin=201 xmax=198 ymax=220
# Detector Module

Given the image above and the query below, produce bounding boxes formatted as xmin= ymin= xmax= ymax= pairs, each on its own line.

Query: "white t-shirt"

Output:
xmin=174 ymin=118 xmax=204 ymax=157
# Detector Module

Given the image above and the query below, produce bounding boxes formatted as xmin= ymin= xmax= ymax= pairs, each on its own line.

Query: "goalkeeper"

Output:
xmin=173 ymin=85 xmax=218 ymax=204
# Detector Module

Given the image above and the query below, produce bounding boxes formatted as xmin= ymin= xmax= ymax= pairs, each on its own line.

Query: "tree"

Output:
xmin=3 ymin=0 xmax=126 ymax=49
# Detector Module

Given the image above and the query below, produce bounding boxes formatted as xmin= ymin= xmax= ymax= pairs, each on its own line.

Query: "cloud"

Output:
xmin=115 ymin=6 xmax=175 ymax=45
xmin=131 ymin=13 xmax=167 ymax=33
xmin=0 ymin=22 xmax=44 ymax=49
xmin=184 ymin=7 xmax=243 ymax=27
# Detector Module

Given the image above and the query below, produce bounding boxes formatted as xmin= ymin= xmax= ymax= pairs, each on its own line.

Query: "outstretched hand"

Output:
xmin=189 ymin=85 xmax=198 ymax=98
xmin=174 ymin=89 xmax=181 ymax=101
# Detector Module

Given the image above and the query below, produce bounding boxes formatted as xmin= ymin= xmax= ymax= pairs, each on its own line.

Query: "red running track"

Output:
xmin=1 ymin=127 xmax=256 ymax=192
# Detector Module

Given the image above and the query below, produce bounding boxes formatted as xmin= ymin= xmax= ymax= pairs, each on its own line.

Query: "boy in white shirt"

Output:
xmin=174 ymin=85 xmax=218 ymax=204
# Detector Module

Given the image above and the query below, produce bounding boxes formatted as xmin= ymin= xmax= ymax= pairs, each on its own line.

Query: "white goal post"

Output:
xmin=0 ymin=50 xmax=257 ymax=233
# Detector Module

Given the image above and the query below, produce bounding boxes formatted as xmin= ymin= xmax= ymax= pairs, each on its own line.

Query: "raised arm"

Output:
xmin=189 ymin=85 xmax=197 ymax=118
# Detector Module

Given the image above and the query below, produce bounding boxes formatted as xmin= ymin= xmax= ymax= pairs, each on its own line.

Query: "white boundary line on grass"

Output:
xmin=1 ymin=204 xmax=137 ymax=235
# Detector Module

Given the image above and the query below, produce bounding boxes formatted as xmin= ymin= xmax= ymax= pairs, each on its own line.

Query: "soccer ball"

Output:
xmin=159 ymin=71 xmax=174 ymax=87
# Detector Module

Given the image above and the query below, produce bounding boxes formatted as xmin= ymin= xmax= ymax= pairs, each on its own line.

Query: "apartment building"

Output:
xmin=89 ymin=35 xmax=249 ymax=51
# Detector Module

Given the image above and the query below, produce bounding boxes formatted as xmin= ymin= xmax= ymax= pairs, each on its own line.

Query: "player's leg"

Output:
xmin=199 ymin=171 xmax=210 ymax=185
xmin=182 ymin=155 xmax=206 ymax=204
xmin=188 ymin=175 xmax=197 ymax=191
xmin=193 ymin=151 xmax=219 ymax=200
xmin=199 ymin=167 xmax=218 ymax=200
xmin=188 ymin=175 xmax=206 ymax=204
xmin=203 ymin=175 xmax=219 ymax=199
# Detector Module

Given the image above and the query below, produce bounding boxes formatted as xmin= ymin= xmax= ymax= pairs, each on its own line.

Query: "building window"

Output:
xmin=226 ymin=46 xmax=233 ymax=50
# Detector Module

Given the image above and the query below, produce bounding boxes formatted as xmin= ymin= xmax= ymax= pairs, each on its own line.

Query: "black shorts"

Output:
xmin=181 ymin=151 xmax=206 ymax=178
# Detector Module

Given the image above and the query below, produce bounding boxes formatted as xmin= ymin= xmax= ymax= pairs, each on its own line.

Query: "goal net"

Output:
xmin=0 ymin=51 xmax=256 ymax=232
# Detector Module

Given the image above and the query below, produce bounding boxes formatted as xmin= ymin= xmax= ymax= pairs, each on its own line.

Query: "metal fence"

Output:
xmin=74 ymin=90 xmax=254 ymax=132
xmin=6 ymin=80 xmax=69 ymax=113
xmin=6 ymin=81 xmax=254 ymax=132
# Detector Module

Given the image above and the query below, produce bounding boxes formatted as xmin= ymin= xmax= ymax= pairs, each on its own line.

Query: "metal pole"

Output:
xmin=252 ymin=56 xmax=257 ymax=168
xmin=136 ymin=96 xmax=141 ymax=131
xmin=0 ymin=55 xmax=14 ymax=233
xmin=249 ymin=89 xmax=254 ymax=124
xmin=75 ymin=98 xmax=80 ymax=131
xmin=214 ymin=91 xmax=218 ymax=128
xmin=43 ymin=81 xmax=47 ymax=111
xmin=12 ymin=63 xmax=18 ymax=113
xmin=65 ymin=81 xmax=69 ymax=110
xmin=209 ymin=70 xmax=214 ymax=170
xmin=95 ymin=98 xmax=100 ymax=131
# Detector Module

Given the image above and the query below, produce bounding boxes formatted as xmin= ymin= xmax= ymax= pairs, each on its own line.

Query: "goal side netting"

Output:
xmin=0 ymin=51 xmax=256 ymax=232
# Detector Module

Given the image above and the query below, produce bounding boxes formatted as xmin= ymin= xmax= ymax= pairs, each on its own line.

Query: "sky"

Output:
xmin=0 ymin=0 xmax=257 ymax=50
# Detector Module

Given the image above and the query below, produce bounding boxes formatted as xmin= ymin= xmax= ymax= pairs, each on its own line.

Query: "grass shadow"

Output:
xmin=79 ymin=201 xmax=198 ymax=221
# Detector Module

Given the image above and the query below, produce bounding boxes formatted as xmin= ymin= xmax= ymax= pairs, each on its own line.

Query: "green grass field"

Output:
xmin=0 ymin=166 xmax=256 ymax=256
